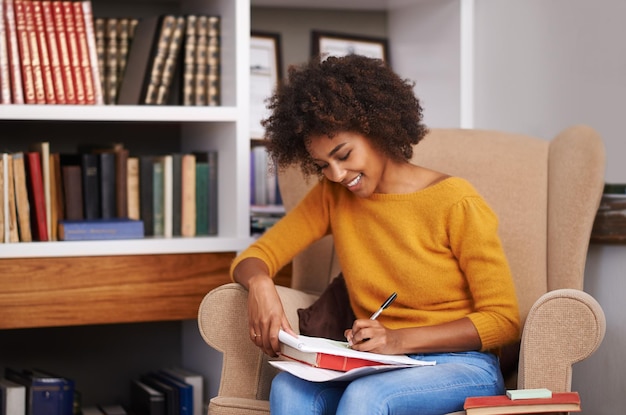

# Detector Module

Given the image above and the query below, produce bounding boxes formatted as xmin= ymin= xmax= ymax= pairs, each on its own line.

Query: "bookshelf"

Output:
xmin=0 ymin=0 xmax=252 ymax=406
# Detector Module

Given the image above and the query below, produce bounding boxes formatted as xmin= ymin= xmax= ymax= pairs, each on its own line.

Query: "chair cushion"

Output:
xmin=297 ymin=273 xmax=356 ymax=341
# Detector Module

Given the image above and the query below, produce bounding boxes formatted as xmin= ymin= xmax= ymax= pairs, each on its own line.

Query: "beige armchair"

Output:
xmin=198 ymin=126 xmax=607 ymax=415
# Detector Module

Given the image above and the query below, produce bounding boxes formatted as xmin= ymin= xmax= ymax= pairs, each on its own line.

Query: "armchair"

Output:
xmin=198 ymin=126 xmax=607 ymax=415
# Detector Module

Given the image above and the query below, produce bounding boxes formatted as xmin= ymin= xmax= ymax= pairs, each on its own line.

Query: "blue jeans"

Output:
xmin=269 ymin=351 xmax=504 ymax=415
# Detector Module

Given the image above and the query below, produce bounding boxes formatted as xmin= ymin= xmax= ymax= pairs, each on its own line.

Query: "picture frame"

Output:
xmin=250 ymin=31 xmax=283 ymax=139
xmin=311 ymin=30 xmax=389 ymax=63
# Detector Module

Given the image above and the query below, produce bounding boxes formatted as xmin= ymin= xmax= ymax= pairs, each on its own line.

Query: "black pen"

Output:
xmin=369 ymin=292 xmax=397 ymax=320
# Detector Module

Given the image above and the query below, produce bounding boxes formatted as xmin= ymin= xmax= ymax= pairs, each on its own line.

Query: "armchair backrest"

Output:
xmin=277 ymin=126 xmax=605 ymax=324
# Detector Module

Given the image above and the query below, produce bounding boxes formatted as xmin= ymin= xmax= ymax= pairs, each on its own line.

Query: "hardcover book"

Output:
xmin=12 ymin=152 xmax=31 ymax=242
xmin=160 ymin=367 xmax=203 ymax=415
xmin=58 ymin=218 xmax=144 ymax=241
xmin=0 ymin=377 xmax=26 ymax=415
xmin=130 ymin=379 xmax=165 ymax=415
xmin=464 ymin=391 xmax=581 ymax=415
xmin=25 ymin=151 xmax=49 ymax=241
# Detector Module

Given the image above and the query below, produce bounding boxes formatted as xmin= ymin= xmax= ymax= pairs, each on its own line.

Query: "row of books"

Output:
xmin=0 ymin=0 xmax=222 ymax=106
xmin=250 ymin=146 xmax=283 ymax=235
xmin=0 ymin=0 xmax=102 ymax=104
xmin=0 ymin=143 xmax=218 ymax=242
xmin=116 ymin=14 xmax=221 ymax=106
xmin=0 ymin=366 xmax=204 ymax=415
xmin=591 ymin=183 xmax=626 ymax=244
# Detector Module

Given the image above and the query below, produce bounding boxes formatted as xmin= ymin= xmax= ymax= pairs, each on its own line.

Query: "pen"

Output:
xmin=369 ymin=292 xmax=397 ymax=320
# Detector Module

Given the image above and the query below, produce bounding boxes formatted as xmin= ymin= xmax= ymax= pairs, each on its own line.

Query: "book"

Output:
xmin=61 ymin=0 xmax=86 ymax=104
xmin=0 ymin=155 xmax=5 ymax=241
xmin=81 ymin=152 xmax=100 ymax=219
xmin=181 ymin=15 xmax=196 ymax=106
xmin=115 ymin=148 xmax=129 ymax=218
xmin=505 ymin=388 xmax=552 ymax=400
xmin=40 ymin=0 xmax=66 ymax=104
xmin=98 ymin=152 xmax=116 ymax=219
xmin=140 ymin=374 xmax=178 ymax=415
xmin=152 ymin=157 xmax=164 ymax=236
xmin=29 ymin=142 xmax=51 ymax=238
xmin=277 ymin=330 xmax=432 ymax=372
xmin=94 ymin=17 xmax=105 ymax=100
xmin=81 ymin=406 xmax=104 ymax=415
xmin=193 ymin=16 xmax=207 ymax=106
xmin=205 ymin=16 xmax=220 ymax=106
xmin=6 ymin=153 xmax=19 ymax=242
xmin=194 ymin=151 xmax=217 ymax=235
xmin=126 ymin=156 xmax=140 ymax=220
xmin=139 ymin=155 xmax=154 ymax=236
xmin=160 ymin=368 xmax=203 ymax=415
xmin=104 ymin=17 xmax=118 ymax=105
xmin=151 ymin=372 xmax=192 ymax=415
xmin=156 ymin=16 xmax=185 ymax=105
xmin=5 ymin=0 xmax=25 ymax=104
xmin=72 ymin=0 xmax=99 ymax=105
xmin=11 ymin=152 xmax=31 ymax=242
xmin=161 ymin=155 xmax=173 ymax=237
xmin=25 ymin=151 xmax=49 ymax=241
xmin=0 ymin=0 xmax=9 ymax=103
xmin=58 ymin=218 xmax=144 ymax=241
xmin=49 ymin=152 xmax=64 ymax=240
xmin=5 ymin=367 xmax=71 ymax=415
xmin=60 ymin=162 xmax=84 ymax=221
xmin=131 ymin=379 xmax=165 ymax=415
xmin=32 ymin=0 xmax=56 ymax=103
xmin=99 ymin=405 xmax=127 ymax=415
xmin=23 ymin=0 xmax=46 ymax=104
xmin=463 ymin=392 xmax=581 ymax=415
xmin=180 ymin=154 xmax=196 ymax=237
xmin=14 ymin=0 xmax=36 ymax=103
xmin=0 ymin=377 xmax=26 ymax=415
xmin=51 ymin=0 xmax=76 ymax=104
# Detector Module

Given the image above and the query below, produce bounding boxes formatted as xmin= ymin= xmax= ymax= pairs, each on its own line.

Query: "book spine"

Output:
xmin=180 ymin=154 xmax=196 ymax=237
xmin=32 ymin=0 xmax=56 ymax=104
xmin=195 ymin=161 xmax=208 ymax=235
xmin=152 ymin=158 xmax=164 ymax=236
xmin=99 ymin=152 xmax=116 ymax=219
xmin=79 ymin=0 xmax=103 ymax=105
xmin=4 ymin=0 xmax=24 ymax=104
xmin=104 ymin=18 xmax=118 ymax=105
xmin=193 ymin=15 xmax=207 ymax=106
xmin=51 ymin=0 xmax=76 ymax=104
xmin=72 ymin=0 xmax=96 ymax=104
xmin=11 ymin=153 xmax=31 ymax=242
xmin=49 ymin=153 xmax=63 ymax=240
xmin=0 ymin=0 xmax=11 ymax=103
xmin=144 ymin=15 xmax=176 ymax=105
xmin=6 ymin=154 xmax=19 ymax=242
xmin=127 ymin=156 xmax=140 ymax=220
xmin=61 ymin=0 xmax=85 ymax=104
xmin=206 ymin=16 xmax=220 ymax=106
xmin=116 ymin=18 xmax=130 ymax=97
xmin=81 ymin=153 xmax=100 ymax=219
xmin=171 ymin=154 xmax=182 ymax=236
xmin=94 ymin=17 xmax=105 ymax=101
xmin=156 ymin=16 xmax=185 ymax=105
xmin=23 ymin=0 xmax=46 ymax=104
xmin=0 ymin=155 xmax=5 ymax=241
xmin=14 ymin=0 xmax=36 ymax=104
xmin=58 ymin=219 xmax=144 ymax=241
xmin=25 ymin=151 xmax=49 ymax=241
xmin=162 ymin=155 xmax=173 ymax=238
xmin=61 ymin=164 xmax=84 ymax=220
xmin=207 ymin=150 xmax=218 ymax=235
xmin=115 ymin=149 xmax=129 ymax=218
xmin=139 ymin=156 xmax=153 ymax=236
xmin=316 ymin=353 xmax=384 ymax=372
xmin=41 ymin=0 xmax=66 ymax=104
xmin=181 ymin=15 xmax=196 ymax=106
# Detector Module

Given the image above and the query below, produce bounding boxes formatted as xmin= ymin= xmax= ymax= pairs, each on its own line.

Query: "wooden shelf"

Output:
xmin=0 ymin=252 xmax=235 ymax=330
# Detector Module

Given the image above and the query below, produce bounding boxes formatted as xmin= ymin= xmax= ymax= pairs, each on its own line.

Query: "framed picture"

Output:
xmin=311 ymin=30 xmax=389 ymax=63
xmin=250 ymin=31 xmax=283 ymax=139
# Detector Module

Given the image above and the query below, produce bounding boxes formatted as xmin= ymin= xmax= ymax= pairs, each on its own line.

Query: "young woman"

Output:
xmin=231 ymin=54 xmax=520 ymax=415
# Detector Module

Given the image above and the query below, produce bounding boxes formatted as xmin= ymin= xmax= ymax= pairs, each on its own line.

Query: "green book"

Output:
xmin=195 ymin=161 xmax=209 ymax=235
xmin=153 ymin=158 xmax=164 ymax=236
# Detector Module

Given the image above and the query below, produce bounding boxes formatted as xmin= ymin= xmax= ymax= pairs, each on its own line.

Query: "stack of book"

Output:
xmin=0 ymin=0 xmax=103 ymax=105
xmin=591 ymin=183 xmax=626 ymax=243
xmin=130 ymin=367 xmax=204 ymax=415
xmin=116 ymin=13 xmax=221 ymax=106
xmin=0 ymin=1 xmax=221 ymax=106
xmin=0 ymin=142 xmax=218 ymax=242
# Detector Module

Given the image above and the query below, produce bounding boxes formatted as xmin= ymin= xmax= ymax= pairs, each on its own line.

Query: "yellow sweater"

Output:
xmin=232 ymin=177 xmax=520 ymax=350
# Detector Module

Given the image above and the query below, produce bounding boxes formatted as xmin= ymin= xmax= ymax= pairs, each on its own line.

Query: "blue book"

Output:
xmin=154 ymin=372 xmax=193 ymax=415
xmin=58 ymin=218 xmax=144 ymax=241
xmin=4 ymin=368 xmax=73 ymax=415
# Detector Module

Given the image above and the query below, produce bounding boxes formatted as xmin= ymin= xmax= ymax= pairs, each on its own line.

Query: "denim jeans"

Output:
xmin=269 ymin=351 xmax=504 ymax=415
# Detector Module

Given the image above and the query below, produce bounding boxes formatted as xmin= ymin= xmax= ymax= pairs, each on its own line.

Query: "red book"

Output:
xmin=32 ymin=0 xmax=56 ymax=104
xmin=60 ymin=0 xmax=85 ymax=104
xmin=4 ymin=0 xmax=25 ymax=104
xmin=41 ymin=0 xmax=66 ymax=104
xmin=0 ymin=0 xmax=11 ymax=103
xmin=14 ymin=0 xmax=36 ymax=104
xmin=23 ymin=0 xmax=46 ymax=104
xmin=70 ymin=1 xmax=95 ymax=104
xmin=25 ymin=152 xmax=49 ymax=241
xmin=280 ymin=343 xmax=387 ymax=372
xmin=464 ymin=392 xmax=581 ymax=415
xmin=51 ymin=0 xmax=76 ymax=104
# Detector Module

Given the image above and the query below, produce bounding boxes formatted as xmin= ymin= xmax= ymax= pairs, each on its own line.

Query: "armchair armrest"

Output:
xmin=198 ymin=283 xmax=318 ymax=414
xmin=517 ymin=288 xmax=606 ymax=392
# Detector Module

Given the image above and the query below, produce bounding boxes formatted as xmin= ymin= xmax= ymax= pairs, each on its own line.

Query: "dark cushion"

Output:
xmin=297 ymin=273 xmax=356 ymax=341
